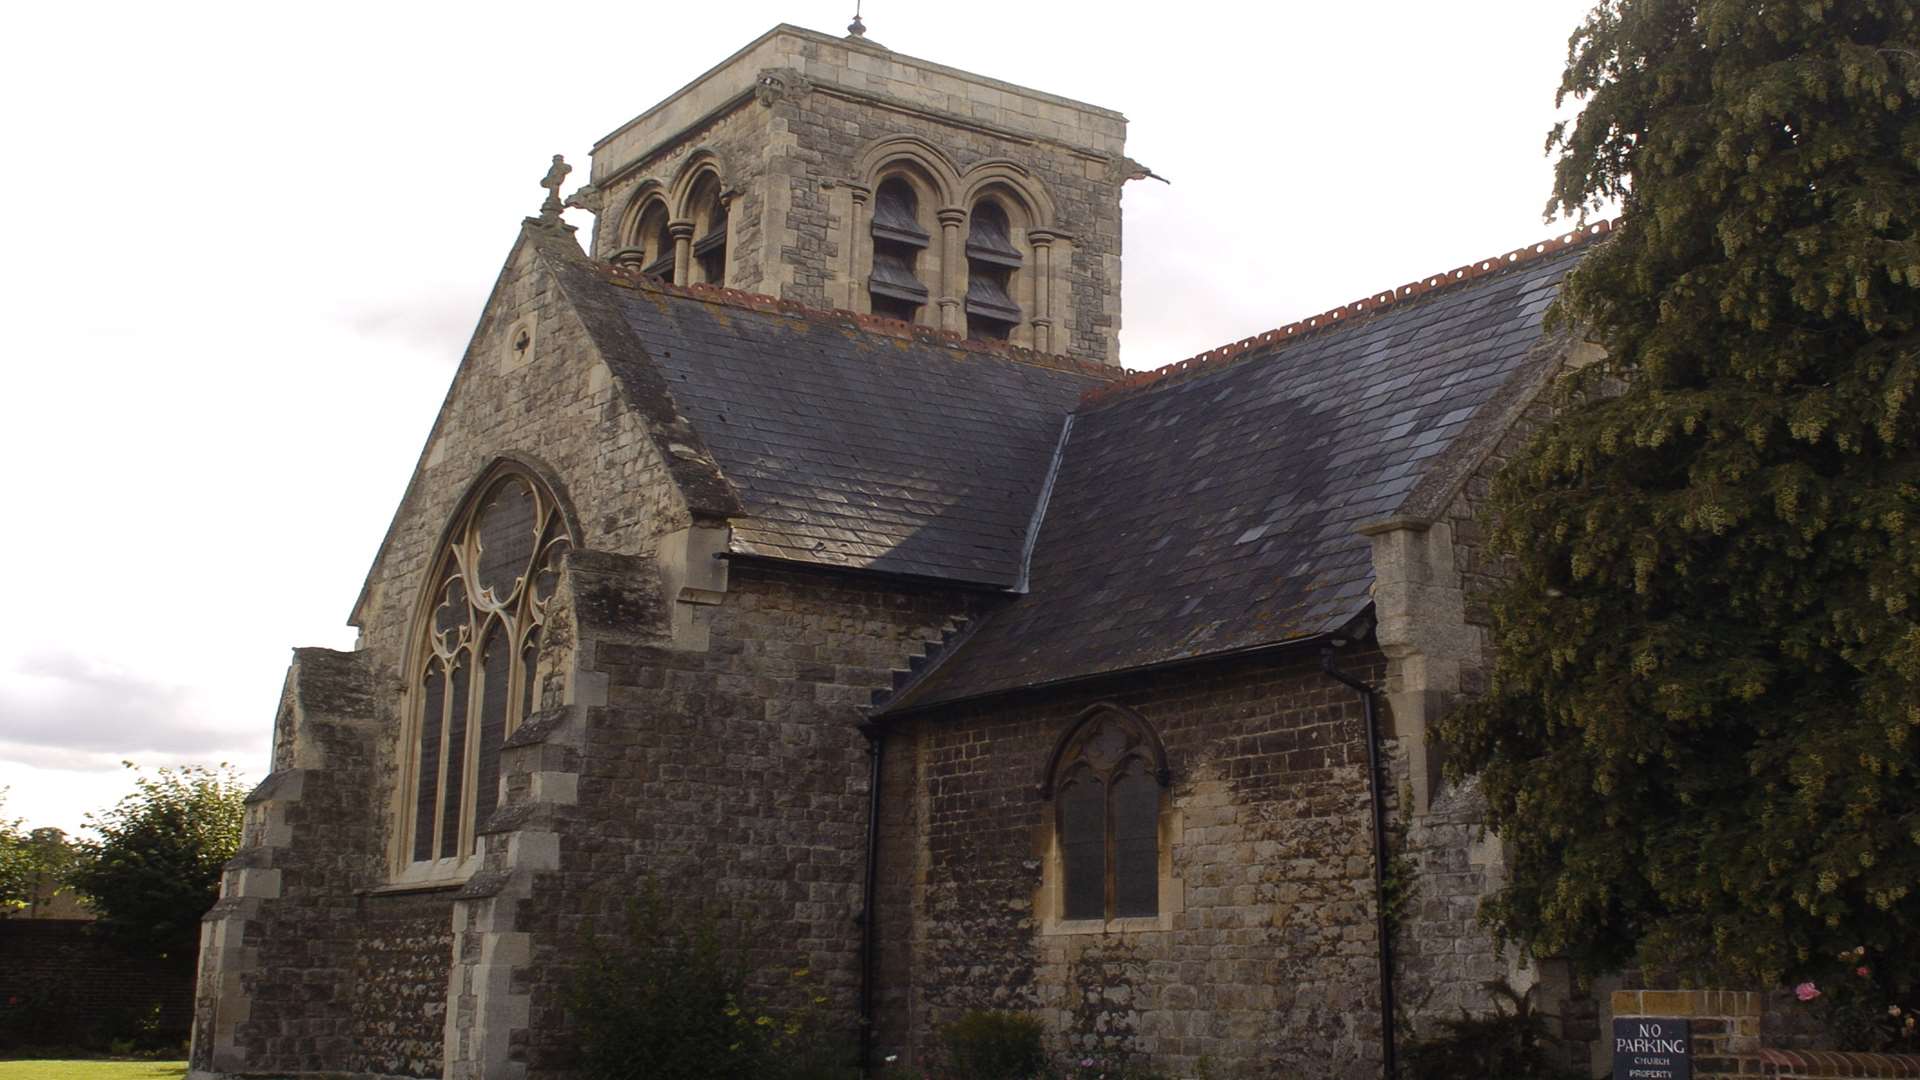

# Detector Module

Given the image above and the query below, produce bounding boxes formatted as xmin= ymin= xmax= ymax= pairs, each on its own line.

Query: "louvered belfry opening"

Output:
xmin=689 ymin=172 xmax=728 ymax=286
xmin=869 ymin=177 xmax=930 ymax=323
xmin=965 ymin=199 xmax=1022 ymax=340
xmin=631 ymin=198 xmax=675 ymax=280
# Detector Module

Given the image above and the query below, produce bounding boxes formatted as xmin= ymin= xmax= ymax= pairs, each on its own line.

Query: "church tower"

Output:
xmin=582 ymin=22 xmax=1130 ymax=365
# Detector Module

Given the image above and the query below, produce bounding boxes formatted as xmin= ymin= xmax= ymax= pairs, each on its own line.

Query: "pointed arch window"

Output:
xmin=869 ymin=177 xmax=930 ymax=323
xmin=407 ymin=469 xmax=572 ymax=868
xmin=1041 ymin=705 xmax=1171 ymax=921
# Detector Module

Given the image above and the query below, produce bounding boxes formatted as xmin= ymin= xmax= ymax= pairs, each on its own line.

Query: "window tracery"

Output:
xmin=1042 ymin=705 xmax=1170 ymax=921
xmin=406 ymin=468 xmax=572 ymax=869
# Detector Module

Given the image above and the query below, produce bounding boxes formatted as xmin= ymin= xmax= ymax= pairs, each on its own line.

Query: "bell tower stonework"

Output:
xmin=583 ymin=23 xmax=1130 ymax=365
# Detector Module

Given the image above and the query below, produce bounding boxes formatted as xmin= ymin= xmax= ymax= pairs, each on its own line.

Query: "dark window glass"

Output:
xmin=1112 ymin=764 xmax=1159 ymax=917
xmin=475 ymin=479 xmax=536 ymax=603
xmin=472 ymin=626 xmax=511 ymax=849
xmin=533 ymin=539 xmax=567 ymax=604
xmin=435 ymin=578 xmax=468 ymax=653
xmin=439 ymin=659 xmax=470 ymax=860
xmin=1060 ymin=769 xmax=1106 ymax=920
xmin=413 ymin=664 xmax=445 ymax=863
xmin=521 ymin=628 xmax=541 ymax=721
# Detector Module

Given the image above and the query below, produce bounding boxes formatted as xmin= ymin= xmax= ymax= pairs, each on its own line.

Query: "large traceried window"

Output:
xmin=406 ymin=468 xmax=572 ymax=869
xmin=1041 ymin=704 xmax=1171 ymax=923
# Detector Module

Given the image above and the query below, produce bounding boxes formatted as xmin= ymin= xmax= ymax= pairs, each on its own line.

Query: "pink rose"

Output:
xmin=1795 ymin=981 xmax=1822 ymax=1002
xmin=1858 ymin=966 xmax=1872 ymax=978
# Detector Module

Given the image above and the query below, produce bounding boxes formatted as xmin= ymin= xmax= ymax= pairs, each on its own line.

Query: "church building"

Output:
xmin=190 ymin=21 xmax=1609 ymax=1080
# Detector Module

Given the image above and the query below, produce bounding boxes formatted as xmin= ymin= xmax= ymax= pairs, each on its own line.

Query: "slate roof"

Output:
xmin=601 ymin=278 xmax=1111 ymax=587
xmin=881 ymin=240 xmax=1589 ymax=711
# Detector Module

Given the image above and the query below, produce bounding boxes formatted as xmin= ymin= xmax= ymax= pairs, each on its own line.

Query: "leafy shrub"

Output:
xmin=68 ymin=762 xmax=247 ymax=964
xmin=938 ymin=1011 xmax=1048 ymax=1080
xmin=568 ymin=880 xmax=854 ymax=1080
xmin=1402 ymin=980 xmax=1587 ymax=1080
xmin=1791 ymin=947 xmax=1920 ymax=1053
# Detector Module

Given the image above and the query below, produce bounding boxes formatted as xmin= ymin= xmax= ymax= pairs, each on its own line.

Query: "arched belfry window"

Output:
xmin=408 ymin=468 xmax=573 ymax=866
xmin=687 ymin=171 xmax=728 ymax=286
xmin=965 ymin=198 xmax=1022 ymax=340
xmin=1041 ymin=705 xmax=1171 ymax=921
xmin=869 ymin=177 xmax=930 ymax=323
xmin=624 ymin=197 xmax=675 ymax=280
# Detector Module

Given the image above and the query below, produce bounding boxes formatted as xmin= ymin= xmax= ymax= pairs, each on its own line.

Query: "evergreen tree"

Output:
xmin=1443 ymin=0 xmax=1920 ymax=990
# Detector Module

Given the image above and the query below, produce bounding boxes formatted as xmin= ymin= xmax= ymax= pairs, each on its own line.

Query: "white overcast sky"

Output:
xmin=0 ymin=0 xmax=1607 ymax=834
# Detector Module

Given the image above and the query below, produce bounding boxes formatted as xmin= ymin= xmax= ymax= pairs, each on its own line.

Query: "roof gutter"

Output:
xmin=877 ymin=625 xmax=1353 ymax=718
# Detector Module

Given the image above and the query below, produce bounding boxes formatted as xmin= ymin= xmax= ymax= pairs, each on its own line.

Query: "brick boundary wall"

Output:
xmin=0 ymin=918 xmax=195 ymax=1047
xmin=1614 ymin=990 xmax=1920 ymax=1079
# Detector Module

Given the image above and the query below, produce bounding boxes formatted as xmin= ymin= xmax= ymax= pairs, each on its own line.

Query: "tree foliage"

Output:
xmin=67 ymin=763 xmax=248 ymax=963
xmin=1443 ymin=0 xmax=1920 ymax=990
xmin=0 ymin=792 xmax=33 ymax=911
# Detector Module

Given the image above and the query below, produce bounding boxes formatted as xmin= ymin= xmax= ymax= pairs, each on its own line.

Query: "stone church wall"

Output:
xmin=874 ymin=647 xmax=1393 ymax=1080
xmin=501 ymin=559 xmax=985 ymax=1076
xmin=350 ymin=892 xmax=457 ymax=1077
xmin=1385 ymin=346 xmax=1606 ymax=1068
xmin=589 ymin=102 xmax=775 ymax=296
xmin=773 ymin=77 xmax=1124 ymax=364
xmin=196 ymin=235 xmax=712 ymax=1078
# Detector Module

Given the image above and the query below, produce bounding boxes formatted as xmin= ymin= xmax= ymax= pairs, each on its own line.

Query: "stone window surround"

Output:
xmin=387 ymin=458 xmax=576 ymax=887
xmin=612 ymin=153 xmax=735 ymax=288
xmin=846 ymin=136 xmax=1071 ymax=353
xmin=1032 ymin=702 xmax=1184 ymax=936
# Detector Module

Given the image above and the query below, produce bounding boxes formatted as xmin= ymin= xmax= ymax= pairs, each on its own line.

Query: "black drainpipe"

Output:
xmin=1321 ymin=647 xmax=1399 ymax=1080
xmin=856 ymin=720 xmax=885 ymax=1077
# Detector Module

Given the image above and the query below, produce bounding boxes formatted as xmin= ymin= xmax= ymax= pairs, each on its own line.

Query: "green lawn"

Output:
xmin=0 ymin=1063 xmax=186 ymax=1080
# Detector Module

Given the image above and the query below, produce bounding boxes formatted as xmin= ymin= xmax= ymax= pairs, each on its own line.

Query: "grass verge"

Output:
xmin=0 ymin=1062 xmax=187 ymax=1079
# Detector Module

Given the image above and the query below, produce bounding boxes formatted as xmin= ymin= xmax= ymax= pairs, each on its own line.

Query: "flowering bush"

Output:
xmin=1794 ymin=948 xmax=1920 ymax=1053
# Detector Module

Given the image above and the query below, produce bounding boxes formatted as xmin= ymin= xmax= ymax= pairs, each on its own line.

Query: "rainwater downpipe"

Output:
xmin=1321 ymin=646 xmax=1399 ymax=1080
xmin=856 ymin=720 xmax=885 ymax=1077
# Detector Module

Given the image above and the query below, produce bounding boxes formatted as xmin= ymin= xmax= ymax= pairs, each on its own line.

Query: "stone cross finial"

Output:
xmin=539 ymin=154 xmax=572 ymax=218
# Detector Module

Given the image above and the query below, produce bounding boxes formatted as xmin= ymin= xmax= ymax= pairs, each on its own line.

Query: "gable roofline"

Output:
xmin=1081 ymin=219 xmax=1617 ymax=408
xmin=347 ymin=218 xmax=747 ymax=628
xmin=348 ymin=221 xmax=561 ymax=628
xmin=596 ymin=263 xmax=1125 ymax=383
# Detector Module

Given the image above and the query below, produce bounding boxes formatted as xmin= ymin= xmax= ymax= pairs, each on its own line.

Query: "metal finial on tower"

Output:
xmin=847 ymin=0 xmax=866 ymax=38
